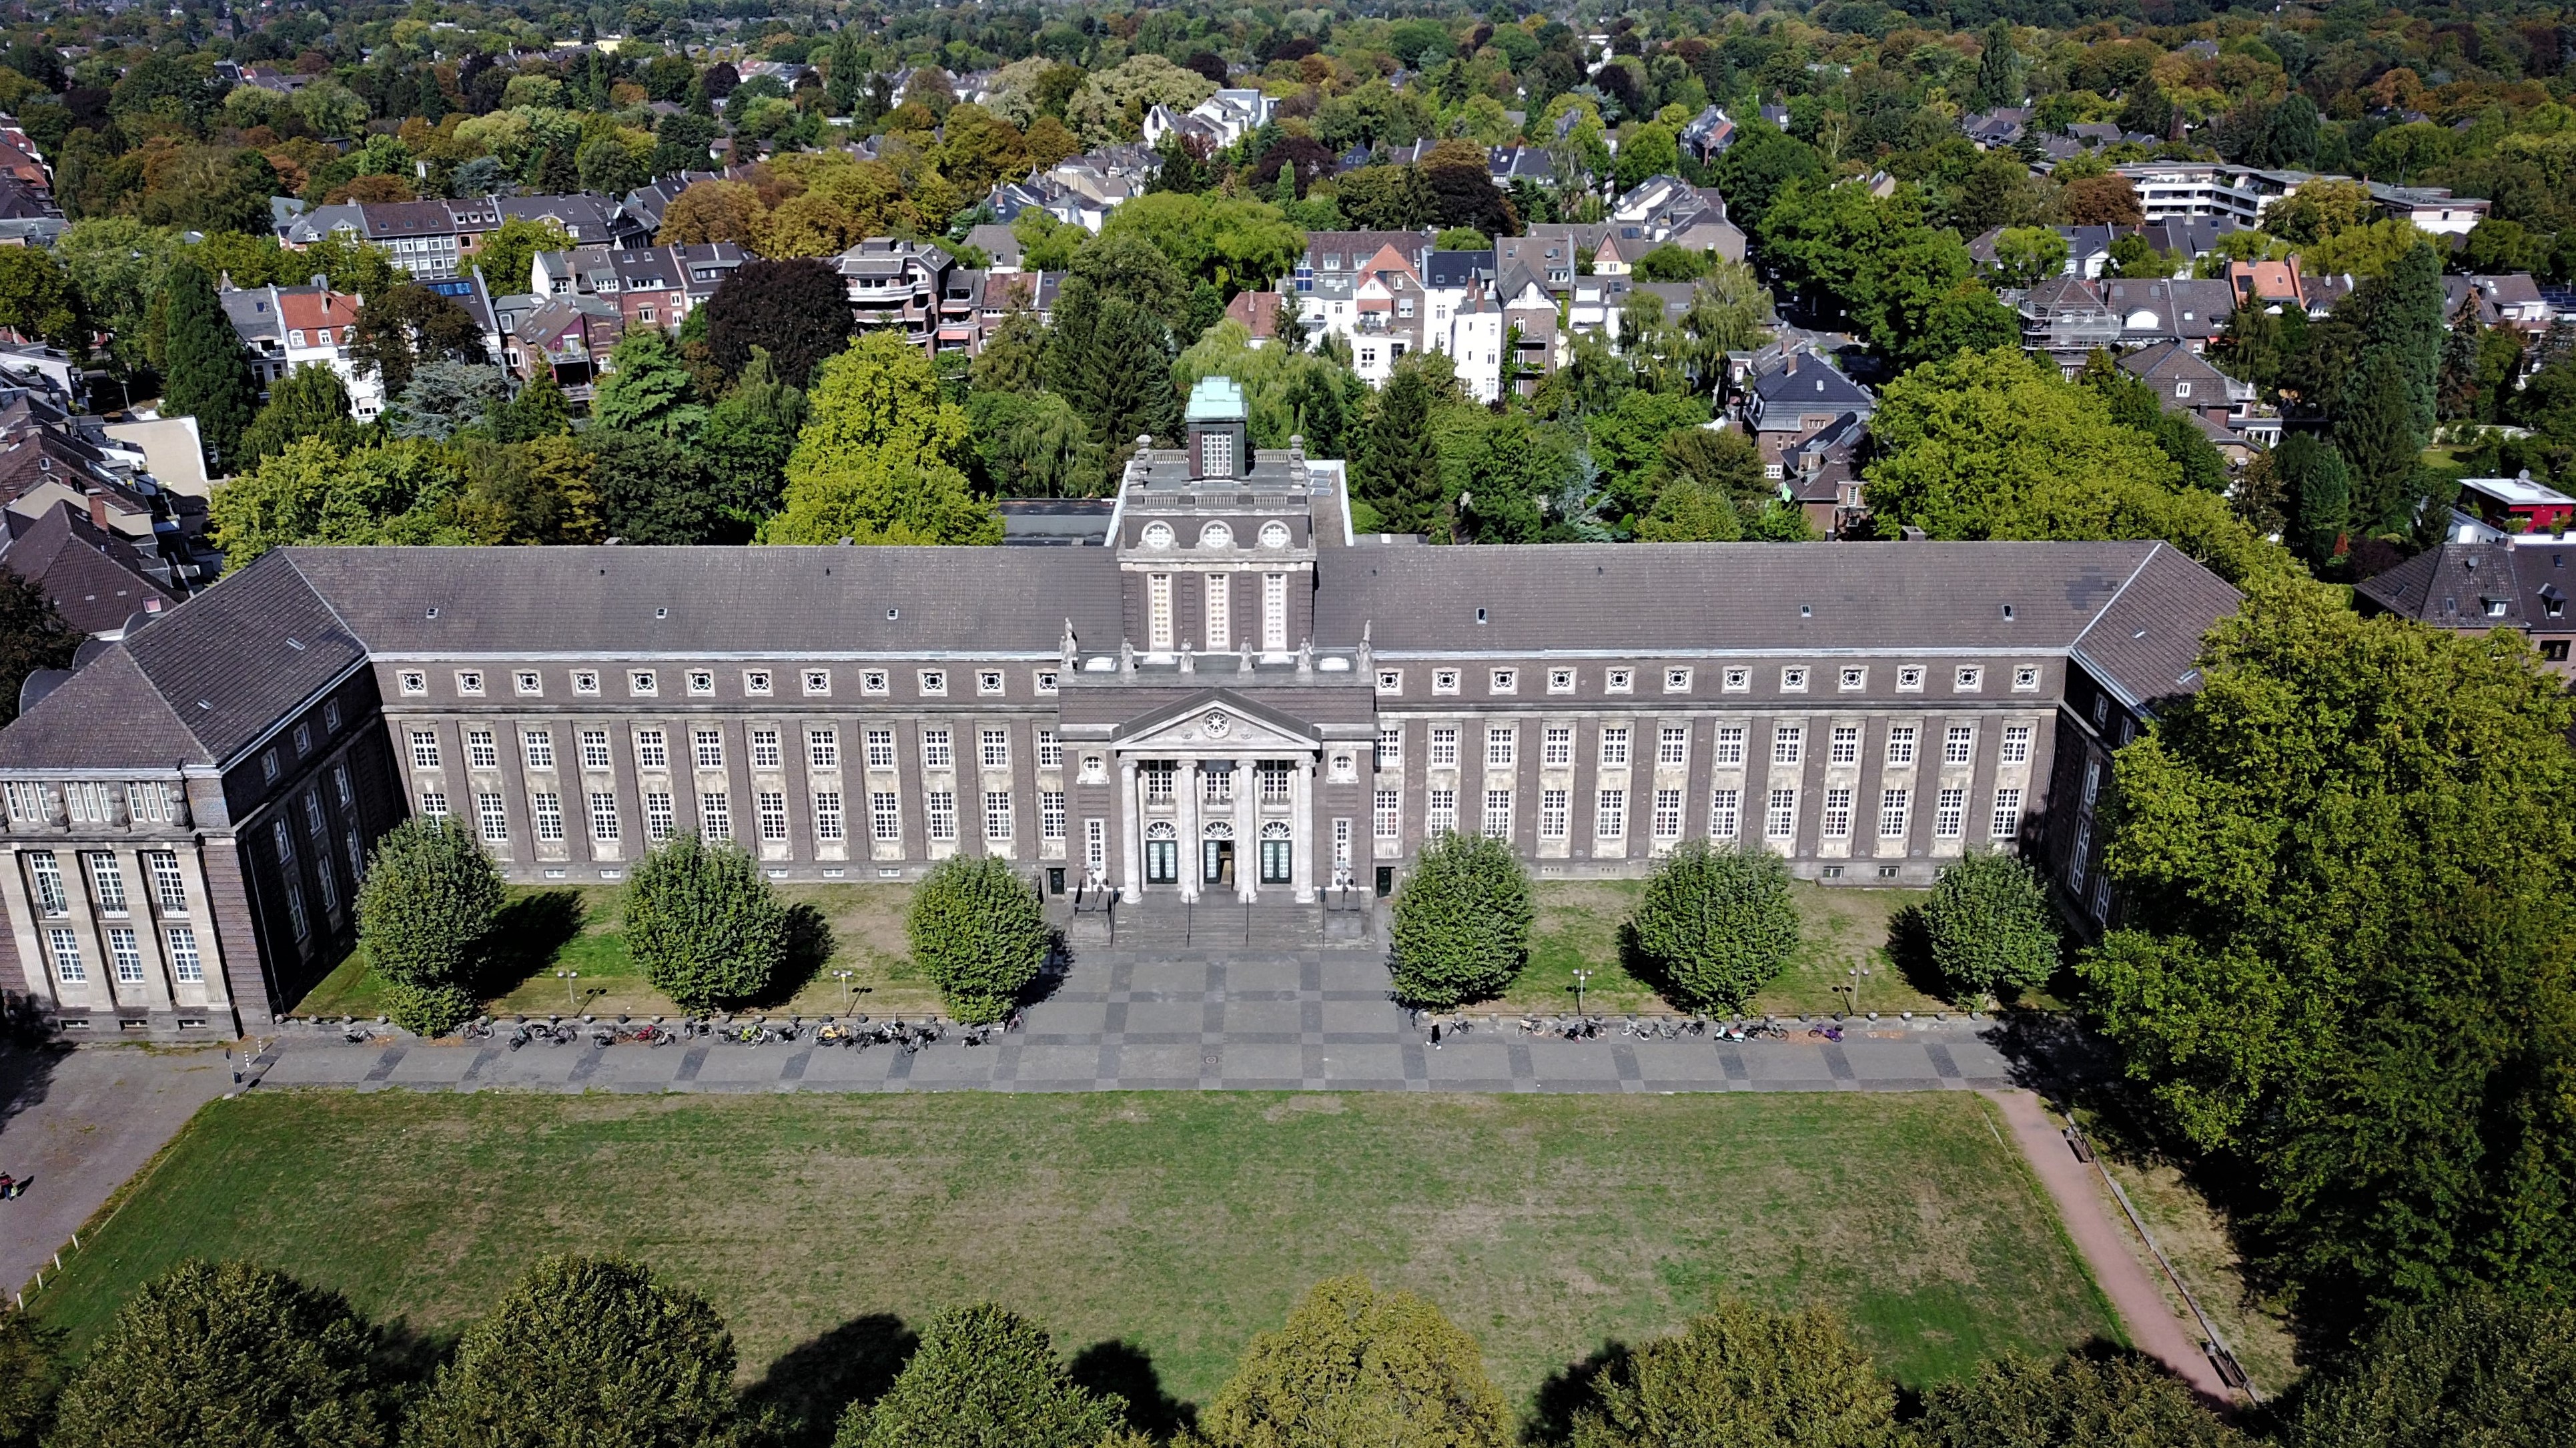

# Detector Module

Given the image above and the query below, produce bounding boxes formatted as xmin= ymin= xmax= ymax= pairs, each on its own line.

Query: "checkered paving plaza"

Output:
xmin=250 ymin=946 xmax=2015 ymax=1095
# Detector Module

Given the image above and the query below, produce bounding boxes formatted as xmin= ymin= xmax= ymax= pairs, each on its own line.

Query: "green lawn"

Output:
xmin=294 ymin=883 xmax=937 ymax=1020
xmin=39 ymin=1092 xmax=2115 ymax=1415
xmin=1510 ymin=879 xmax=1956 ymax=1018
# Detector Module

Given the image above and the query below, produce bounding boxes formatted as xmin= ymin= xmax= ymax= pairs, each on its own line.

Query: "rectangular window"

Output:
xmin=107 ymin=926 xmax=143 ymax=983
xmin=1548 ymin=668 xmax=1576 ymax=694
xmin=694 ymin=730 xmax=724 ymax=769
xmin=1765 ymin=788 xmax=1798 ymax=840
xmin=1148 ymin=574 xmax=1174 ymax=651
xmin=1773 ymin=726 xmax=1803 ymax=766
xmin=47 ymin=926 xmax=82 ymax=983
xmin=636 ymin=730 xmax=668 ymax=769
xmin=532 ymin=792 xmax=564 ymax=842
xmin=1945 ymin=726 xmax=1975 ymax=764
xmin=926 ymin=791 xmax=957 ymax=841
xmin=1037 ymin=730 xmax=1061 ymax=767
xmin=1658 ymin=727 xmax=1688 ymax=766
xmin=759 ymin=791 xmax=789 ymax=842
xmin=1205 ymin=768 xmax=1235 ymax=803
xmin=1935 ymin=788 xmax=1966 ymax=838
xmin=645 ymin=792 xmax=675 ymax=840
xmin=630 ymin=670 xmax=658 ymax=696
xmin=2069 ymin=820 xmax=2092 ymax=892
xmin=1377 ymin=726 xmax=1402 ymax=768
xmin=2082 ymin=757 xmax=2102 ymax=810
xmin=1427 ymin=788 xmax=1458 ymax=835
xmin=148 ymin=853 xmax=187 ymax=912
xmin=797 ymin=728 xmax=835 ymax=769
xmin=522 ymin=730 xmax=555 ymax=769
xmin=1542 ymin=727 xmax=1572 ymax=766
xmin=1823 ymin=787 xmax=1853 ymax=838
xmin=420 ymin=790 xmax=450 ymax=818
xmin=1259 ymin=764 xmax=1292 ymax=803
xmin=167 ymin=925 xmax=203 ymax=983
xmin=1205 ymin=573 xmax=1230 ymax=650
xmin=1540 ymin=788 xmax=1569 ymax=838
xmin=1956 ymin=666 xmax=1985 ymax=692
xmin=303 ymin=791 xmax=327 ymax=839
xmin=590 ymin=793 xmax=619 ymax=840
xmin=581 ymin=730 xmax=612 ymax=769
xmin=410 ymin=730 xmax=442 ymax=769
xmin=1992 ymin=787 xmax=2024 ymax=841
xmin=803 ymin=669 xmax=831 ymax=696
xmin=574 ymin=671 xmax=600 ymax=695
xmin=1713 ymin=726 xmax=1746 ymax=766
xmin=1203 ymin=430 xmax=1234 ymax=478
xmin=1879 ymin=788 xmax=1910 ymax=838
xmin=923 ymin=729 xmax=953 ymax=768
xmin=1886 ymin=726 xmax=1917 ymax=766
xmin=981 ymin=728 xmax=1009 ymax=769
xmin=870 ymin=792 xmax=899 ymax=841
xmin=810 ymin=791 xmax=845 ymax=842
xmin=1374 ymin=789 xmax=1402 ymax=839
xmin=476 ymin=792 xmax=508 ymax=842
xmin=853 ymin=730 xmax=890 ymax=770
xmin=87 ymin=852 xmax=127 ymax=913
xmin=1652 ymin=788 xmax=1683 ymax=839
xmin=1086 ymin=818 xmax=1108 ymax=872
xmin=1491 ymin=668 xmax=1519 ymax=695
xmin=1709 ymin=788 xmax=1741 ymax=840
xmin=2002 ymin=726 xmax=2033 ymax=764
xmin=1601 ymin=726 xmax=1630 ymax=766
xmin=1486 ymin=726 xmax=1515 ymax=767
xmin=745 ymin=670 xmax=773 ymax=696
xmin=1781 ymin=667 xmax=1809 ymax=692
xmin=1264 ymin=573 xmax=1288 ymax=651
xmin=467 ymin=730 xmax=498 ymax=768
xmin=314 ymin=850 xmax=337 ymax=914
xmin=699 ymin=792 xmax=732 ymax=839
xmin=751 ymin=729 xmax=783 ymax=770
xmin=1143 ymin=763 xmax=1175 ymax=800
xmin=1429 ymin=728 xmax=1459 ymax=766
xmin=1482 ymin=789 xmax=1513 ymax=838
xmin=1595 ymin=789 xmax=1626 ymax=838
xmin=1830 ymin=726 xmax=1859 ymax=765
xmin=1041 ymin=791 xmax=1065 ymax=840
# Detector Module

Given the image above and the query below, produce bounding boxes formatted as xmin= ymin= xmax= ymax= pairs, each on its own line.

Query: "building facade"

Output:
xmin=0 ymin=383 xmax=2240 ymax=1036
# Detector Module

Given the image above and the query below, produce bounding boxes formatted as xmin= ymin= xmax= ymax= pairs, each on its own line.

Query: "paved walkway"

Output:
xmin=0 ymin=1042 xmax=236 ymax=1297
xmin=255 ymin=948 xmax=2018 ymax=1093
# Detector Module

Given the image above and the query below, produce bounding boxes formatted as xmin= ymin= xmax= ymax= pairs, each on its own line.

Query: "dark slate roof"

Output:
xmin=1318 ymin=540 xmax=2238 ymax=705
xmin=2357 ymin=541 xmax=2576 ymax=632
xmin=1750 ymin=356 xmax=1874 ymax=410
xmin=2068 ymin=544 xmax=2246 ymax=714
xmin=1 ymin=501 xmax=181 ymax=634
xmin=1424 ymin=250 xmax=1494 ymax=287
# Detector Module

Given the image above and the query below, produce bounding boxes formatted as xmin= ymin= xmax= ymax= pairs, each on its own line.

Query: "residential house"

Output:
xmin=2111 ymin=163 xmax=2316 ymax=227
xmin=965 ymin=222 xmax=1023 ymax=272
xmin=1 ymin=500 xmax=182 ymax=635
xmin=502 ymin=295 xmax=623 ymax=400
xmin=2356 ymin=539 xmax=2576 ymax=674
xmin=1143 ymin=88 xmax=1274 ymax=150
xmin=2458 ymin=475 xmax=2576 ymax=536
xmin=2367 ymin=182 xmax=2489 ymax=235
xmin=2446 ymin=273 xmax=2553 ymax=337
xmin=1222 ymin=290 xmax=1283 ymax=345
xmin=1962 ymin=107 xmax=2032 ymax=149
xmin=1678 ymin=105 xmax=1737 ymax=161
xmin=1741 ymin=348 xmax=1877 ymax=479
xmin=217 ymin=279 xmax=386 ymax=422
xmin=530 ymin=242 xmax=747 ymax=331
xmin=1779 ymin=412 xmax=1871 ymax=536
xmin=834 ymin=239 xmax=986 ymax=354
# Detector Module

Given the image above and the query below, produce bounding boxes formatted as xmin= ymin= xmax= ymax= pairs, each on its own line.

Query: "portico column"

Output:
xmin=1236 ymin=766 xmax=1257 ymax=902
xmin=1293 ymin=760 xmax=1316 ymax=903
xmin=1118 ymin=759 xmax=1141 ymax=904
xmin=1178 ymin=759 xmax=1201 ymax=903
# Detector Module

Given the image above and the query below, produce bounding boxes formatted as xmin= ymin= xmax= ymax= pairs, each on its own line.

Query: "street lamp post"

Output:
xmin=831 ymin=969 xmax=856 ymax=1012
xmin=1571 ymin=968 xmax=1594 ymax=1018
xmin=1839 ymin=964 xmax=1871 ymax=1018
xmin=555 ymin=968 xmax=580 ymax=1013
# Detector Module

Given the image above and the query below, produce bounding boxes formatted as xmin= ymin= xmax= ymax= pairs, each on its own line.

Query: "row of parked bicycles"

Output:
xmin=1407 ymin=1012 xmax=1847 ymax=1044
xmin=454 ymin=1012 xmax=1025 ymax=1052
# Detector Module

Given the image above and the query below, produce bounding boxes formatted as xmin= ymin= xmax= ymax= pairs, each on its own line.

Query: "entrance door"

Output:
xmin=1146 ymin=840 xmax=1179 ymax=884
xmin=1260 ymin=838 xmax=1292 ymax=885
xmin=1203 ymin=840 xmax=1234 ymax=886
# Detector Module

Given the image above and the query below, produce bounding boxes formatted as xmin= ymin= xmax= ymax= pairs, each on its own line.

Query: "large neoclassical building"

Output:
xmin=0 ymin=379 xmax=2241 ymax=1036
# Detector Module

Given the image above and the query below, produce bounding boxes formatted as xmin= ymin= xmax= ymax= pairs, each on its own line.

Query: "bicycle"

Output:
xmin=461 ymin=1017 xmax=496 ymax=1042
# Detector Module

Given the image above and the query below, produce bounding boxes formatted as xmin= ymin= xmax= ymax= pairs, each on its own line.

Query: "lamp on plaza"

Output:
xmin=1837 ymin=964 xmax=1871 ymax=1018
xmin=555 ymin=968 xmax=580 ymax=1012
xmin=831 ymin=968 xmax=857 ymax=1011
xmin=1571 ymin=968 xmax=1594 ymax=1018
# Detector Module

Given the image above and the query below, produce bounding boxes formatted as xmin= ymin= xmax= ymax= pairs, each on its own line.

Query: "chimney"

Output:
xmin=1783 ymin=350 xmax=1798 ymax=376
xmin=86 ymin=489 xmax=107 ymax=529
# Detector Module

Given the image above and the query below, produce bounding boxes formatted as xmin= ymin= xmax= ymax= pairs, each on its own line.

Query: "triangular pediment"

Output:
xmin=1113 ymin=689 xmax=1318 ymax=753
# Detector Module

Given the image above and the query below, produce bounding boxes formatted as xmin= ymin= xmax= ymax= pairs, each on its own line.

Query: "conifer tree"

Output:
xmin=1968 ymin=21 xmax=2018 ymax=110
xmin=2334 ymin=352 xmax=2421 ymax=535
xmin=1356 ymin=357 xmax=1444 ymax=534
xmin=159 ymin=258 xmax=258 ymax=474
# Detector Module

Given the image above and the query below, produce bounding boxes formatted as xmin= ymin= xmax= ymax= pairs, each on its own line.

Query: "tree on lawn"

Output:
xmin=1919 ymin=850 xmax=2058 ymax=1008
xmin=705 ymin=257 xmax=853 ymax=386
xmin=49 ymin=1261 xmax=394 ymax=1448
xmin=356 ymin=815 xmax=504 ymax=1034
xmin=1201 ymin=1276 xmax=1511 ymax=1448
xmin=1389 ymin=830 xmax=1533 ymax=1008
xmin=834 ymin=1304 xmax=1126 ymax=1448
xmin=159 ymin=258 xmax=258 ymax=474
xmin=348 ymin=283 xmax=486 ymax=401
xmin=907 ymin=854 xmax=1047 ymax=1023
xmin=408 ymin=1257 xmax=738 ymax=1448
xmin=1625 ymin=843 xmax=1800 ymax=1012
xmin=0 ymin=571 xmax=79 ymax=728
xmin=623 ymin=832 xmax=789 ymax=1010
xmin=1915 ymin=1349 xmax=2246 ymax=1448
xmin=1569 ymin=1299 xmax=1897 ymax=1448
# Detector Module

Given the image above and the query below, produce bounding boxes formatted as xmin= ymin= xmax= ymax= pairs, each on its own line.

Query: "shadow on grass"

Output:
xmin=477 ymin=890 xmax=588 ymax=996
xmin=1524 ymin=1339 xmax=1626 ymax=1445
xmin=1883 ymin=903 xmax=1946 ymax=1004
xmin=739 ymin=903 xmax=839 ymax=1011
xmin=1069 ymin=1338 xmax=1196 ymax=1440
xmin=373 ymin=1315 xmax=462 ymax=1393
xmin=740 ymin=1311 xmax=917 ymax=1448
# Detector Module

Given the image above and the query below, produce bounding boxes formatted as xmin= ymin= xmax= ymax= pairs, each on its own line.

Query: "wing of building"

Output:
xmin=0 ymin=380 xmax=2241 ymax=1036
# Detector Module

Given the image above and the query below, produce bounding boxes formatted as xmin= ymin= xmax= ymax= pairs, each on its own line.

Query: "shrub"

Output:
xmin=1202 ymin=1275 xmax=1510 ymax=1448
xmin=1388 ymin=831 xmax=1534 ymax=1007
xmin=1921 ymin=850 xmax=2058 ymax=1006
xmin=49 ymin=1260 xmax=392 ymax=1448
xmin=624 ymin=832 xmax=789 ymax=1010
xmin=1626 ymin=843 xmax=1799 ymax=1012
xmin=355 ymin=815 xmax=503 ymax=1035
xmin=907 ymin=854 xmax=1047 ymax=1023
xmin=835 ymin=1303 xmax=1125 ymax=1448
xmin=1915 ymin=1349 xmax=2246 ymax=1448
xmin=1569 ymin=1298 xmax=1895 ymax=1448
xmin=408 ymin=1256 xmax=737 ymax=1448
xmin=0 ymin=1314 xmax=60 ymax=1448
xmin=2285 ymin=1295 xmax=2576 ymax=1448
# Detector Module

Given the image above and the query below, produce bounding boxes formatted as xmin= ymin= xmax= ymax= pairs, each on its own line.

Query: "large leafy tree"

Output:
xmin=2335 ymin=349 xmax=2430 ymax=537
xmin=207 ymin=437 xmax=468 ymax=570
xmin=1201 ymin=1276 xmax=1510 ymax=1448
xmin=49 ymin=1261 xmax=394 ymax=1448
xmin=767 ymin=333 xmax=996 ymax=545
xmin=470 ymin=215 xmax=571 ymax=296
xmin=1096 ymin=192 xmax=1306 ymax=294
xmin=1914 ymin=1350 xmax=2245 ymax=1448
xmin=356 ymin=816 xmax=503 ymax=1034
xmin=408 ymin=1257 xmax=737 ymax=1448
xmin=159 ymin=257 xmax=259 ymax=474
xmin=586 ymin=429 xmax=730 ymax=544
xmin=1919 ymin=851 xmax=2058 ymax=1008
xmin=0 ymin=1313 xmax=59 ymax=1448
xmin=2272 ymin=432 xmax=2352 ymax=565
xmin=2081 ymin=576 xmax=2576 ymax=1338
xmin=622 ymin=833 xmax=790 ymax=1012
xmin=1569 ymin=1299 xmax=1896 ymax=1448
xmin=0 ymin=245 xmax=82 ymax=354
xmin=704 ymin=257 xmax=851 ymax=386
xmin=907 ymin=854 xmax=1048 ymax=1023
xmin=704 ymin=349 xmax=807 ymax=522
xmin=2286 ymin=1295 xmax=2576 ymax=1448
xmin=0 ymin=571 xmax=80 ymax=727
xmin=1627 ymin=844 xmax=1800 ymax=1012
xmin=835 ymin=1304 xmax=1124 ymax=1448
xmin=348 ymin=283 xmax=486 ymax=399
xmin=590 ymin=327 xmax=709 ymax=442
xmin=1389 ymin=830 xmax=1533 ymax=1008
xmin=236 ymin=364 xmax=360 ymax=471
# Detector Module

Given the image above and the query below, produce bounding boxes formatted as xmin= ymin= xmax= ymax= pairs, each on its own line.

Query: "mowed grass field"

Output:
xmin=39 ymin=1091 xmax=2114 ymax=1411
